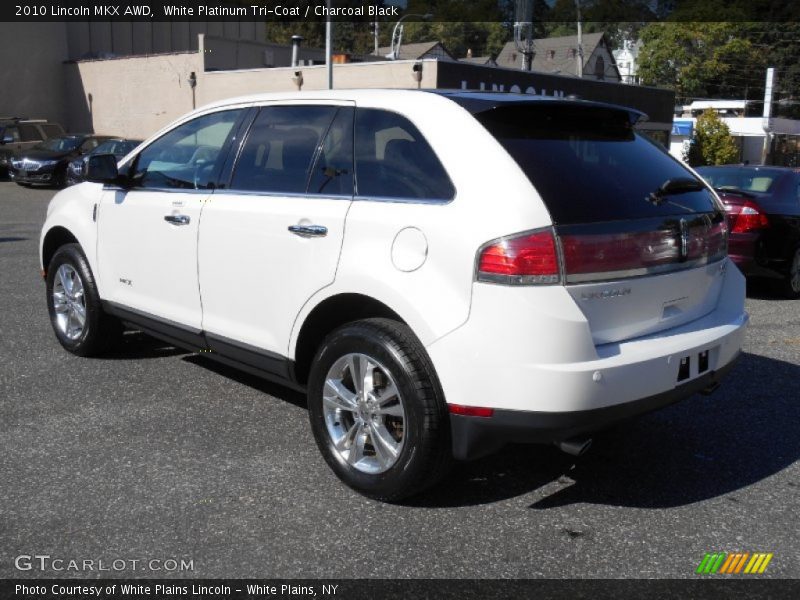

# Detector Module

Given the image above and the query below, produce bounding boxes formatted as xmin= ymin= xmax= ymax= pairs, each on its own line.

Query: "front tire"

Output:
xmin=307 ymin=318 xmax=452 ymax=501
xmin=46 ymin=243 xmax=122 ymax=356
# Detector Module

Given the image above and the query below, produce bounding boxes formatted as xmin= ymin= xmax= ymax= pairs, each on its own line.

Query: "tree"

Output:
xmin=637 ymin=22 xmax=765 ymax=104
xmin=686 ymin=109 xmax=739 ymax=166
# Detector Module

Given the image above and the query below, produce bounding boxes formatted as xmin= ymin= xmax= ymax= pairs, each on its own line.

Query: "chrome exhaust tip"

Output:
xmin=555 ymin=437 xmax=593 ymax=457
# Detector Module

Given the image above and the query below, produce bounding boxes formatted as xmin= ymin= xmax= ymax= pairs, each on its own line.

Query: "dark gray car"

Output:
xmin=0 ymin=118 xmax=66 ymax=176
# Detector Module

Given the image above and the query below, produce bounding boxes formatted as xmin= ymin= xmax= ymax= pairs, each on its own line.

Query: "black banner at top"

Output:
xmin=1 ymin=0 xmax=800 ymax=23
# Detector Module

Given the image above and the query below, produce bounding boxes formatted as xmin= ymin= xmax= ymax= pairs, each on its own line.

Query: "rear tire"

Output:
xmin=307 ymin=318 xmax=452 ymax=502
xmin=778 ymin=246 xmax=800 ymax=299
xmin=46 ymin=243 xmax=122 ymax=356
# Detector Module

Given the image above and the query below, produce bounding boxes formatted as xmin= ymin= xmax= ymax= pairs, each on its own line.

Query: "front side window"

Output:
xmin=231 ymin=105 xmax=338 ymax=194
xmin=354 ymin=108 xmax=454 ymax=201
xmin=2 ymin=126 xmax=20 ymax=141
xmin=132 ymin=110 xmax=242 ymax=190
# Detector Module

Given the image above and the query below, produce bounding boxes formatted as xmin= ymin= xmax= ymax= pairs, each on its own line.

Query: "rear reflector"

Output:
xmin=477 ymin=228 xmax=560 ymax=285
xmin=561 ymin=229 xmax=679 ymax=276
xmin=560 ymin=217 xmax=727 ymax=283
xmin=448 ymin=404 xmax=495 ymax=418
xmin=478 ymin=217 xmax=727 ymax=286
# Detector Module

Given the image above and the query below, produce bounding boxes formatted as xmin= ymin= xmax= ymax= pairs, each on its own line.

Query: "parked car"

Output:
xmin=696 ymin=165 xmax=800 ymax=298
xmin=39 ymin=91 xmax=747 ymax=500
xmin=0 ymin=117 xmax=65 ymax=176
xmin=66 ymin=138 xmax=142 ymax=186
xmin=8 ymin=134 xmax=112 ymax=187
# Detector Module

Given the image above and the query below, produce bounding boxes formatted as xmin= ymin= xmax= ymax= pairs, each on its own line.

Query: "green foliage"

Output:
xmin=399 ymin=21 xmax=510 ymax=59
xmin=686 ymin=109 xmax=740 ymax=166
xmin=637 ymin=22 xmax=765 ymax=103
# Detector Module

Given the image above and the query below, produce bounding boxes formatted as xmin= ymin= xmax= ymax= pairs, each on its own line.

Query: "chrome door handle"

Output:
xmin=164 ymin=214 xmax=190 ymax=225
xmin=288 ymin=224 xmax=328 ymax=238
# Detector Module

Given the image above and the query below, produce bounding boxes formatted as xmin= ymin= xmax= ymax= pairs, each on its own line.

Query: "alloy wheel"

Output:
xmin=322 ymin=353 xmax=406 ymax=474
xmin=52 ymin=264 xmax=86 ymax=340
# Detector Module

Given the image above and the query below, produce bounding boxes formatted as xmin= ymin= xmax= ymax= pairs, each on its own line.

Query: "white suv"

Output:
xmin=40 ymin=90 xmax=748 ymax=500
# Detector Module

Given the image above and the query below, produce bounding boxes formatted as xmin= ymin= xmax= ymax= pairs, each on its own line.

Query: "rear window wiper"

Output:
xmin=646 ymin=178 xmax=705 ymax=206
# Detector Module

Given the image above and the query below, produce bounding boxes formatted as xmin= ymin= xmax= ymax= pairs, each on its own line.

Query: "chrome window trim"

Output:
xmin=353 ymin=194 xmax=452 ymax=206
xmin=213 ymin=189 xmax=352 ymax=201
xmin=102 ymin=185 xmax=211 ymax=195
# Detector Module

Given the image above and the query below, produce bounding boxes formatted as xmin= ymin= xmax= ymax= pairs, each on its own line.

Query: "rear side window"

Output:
xmin=355 ymin=108 xmax=454 ymax=201
xmin=41 ymin=123 xmax=65 ymax=138
xmin=231 ymin=105 xmax=337 ymax=194
xmin=308 ymin=107 xmax=354 ymax=196
xmin=476 ymin=104 xmax=718 ymax=224
xmin=18 ymin=124 xmax=41 ymax=142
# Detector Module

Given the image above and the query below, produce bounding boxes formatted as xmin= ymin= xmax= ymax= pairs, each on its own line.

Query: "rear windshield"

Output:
xmin=696 ymin=166 xmax=783 ymax=193
xmin=476 ymin=104 xmax=718 ymax=224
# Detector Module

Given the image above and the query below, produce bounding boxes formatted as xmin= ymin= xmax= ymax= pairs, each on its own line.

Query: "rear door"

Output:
xmin=198 ymin=102 xmax=354 ymax=366
xmin=476 ymin=103 xmax=728 ymax=345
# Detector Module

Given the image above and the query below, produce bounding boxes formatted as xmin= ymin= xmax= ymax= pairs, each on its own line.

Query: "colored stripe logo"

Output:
xmin=696 ymin=552 xmax=773 ymax=574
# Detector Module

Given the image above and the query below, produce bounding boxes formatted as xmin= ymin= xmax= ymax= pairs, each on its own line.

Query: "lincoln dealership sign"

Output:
xmin=436 ymin=62 xmax=675 ymax=127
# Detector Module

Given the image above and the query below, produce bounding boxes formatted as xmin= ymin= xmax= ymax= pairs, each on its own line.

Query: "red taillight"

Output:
xmin=726 ymin=200 xmax=769 ymax=233
xmin=477 ymin=229 xmax=560 ymax=284
xmin=448 ymin=404 xmax=494 ymax=418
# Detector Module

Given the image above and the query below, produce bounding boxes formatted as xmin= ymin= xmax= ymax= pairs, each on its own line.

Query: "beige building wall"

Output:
xmin=66 ymin=34 xmax=438 ymax=139
xmin=66 ymin=51 xmax=204 ymax=138
xmin=198 ymin=60 xmax=438 ymax=104
xmin=0 ymin=22 xmax=69 ymax=125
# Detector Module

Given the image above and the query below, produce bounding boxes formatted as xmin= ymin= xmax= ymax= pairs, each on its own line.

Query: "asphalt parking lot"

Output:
xmin=1 ymin=181 xmax=798 ymax=579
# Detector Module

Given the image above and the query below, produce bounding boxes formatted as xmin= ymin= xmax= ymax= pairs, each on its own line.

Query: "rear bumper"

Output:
xmin=426 ymin=259 xmax=748 ymax=460
xmin=450 ymin=357 xmax=737 ymax=460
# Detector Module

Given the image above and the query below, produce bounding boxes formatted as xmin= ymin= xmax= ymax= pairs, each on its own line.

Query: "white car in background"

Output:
xmin=39 ymin=90 xmax=747 ymax=501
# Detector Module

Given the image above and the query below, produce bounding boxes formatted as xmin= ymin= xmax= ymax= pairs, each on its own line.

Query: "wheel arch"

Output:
xmin=41 ymin=226 xmax=79 ymax=276
xmin=292 ymin=293 xmax=407 ymax=386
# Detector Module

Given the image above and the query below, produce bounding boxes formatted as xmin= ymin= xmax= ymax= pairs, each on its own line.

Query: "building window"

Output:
xmin=595 ymin=56 xmax=605 ymax=80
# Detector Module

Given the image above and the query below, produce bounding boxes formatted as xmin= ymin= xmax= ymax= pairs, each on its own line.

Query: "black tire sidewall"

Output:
xmin=308 ymin=323 xmax=439 ymax=500
xmin=45 ymin=244 xmax=105 ymax=355
xmin=784 ymin=247 xmax=800 ymax=298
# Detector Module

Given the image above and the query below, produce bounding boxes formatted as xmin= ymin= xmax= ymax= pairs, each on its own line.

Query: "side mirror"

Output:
xmin=0 ymin=135 xmax=13 ymax=145
xmin=85 ymin=154 xmax=120 ymax=184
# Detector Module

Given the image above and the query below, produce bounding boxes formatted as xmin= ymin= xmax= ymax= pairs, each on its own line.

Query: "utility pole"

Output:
xmin=373 ymin=20 xmax=379 ymax=55
xmin=761 ymin=67 xmax=775 ymax=164
xmin=575 ymin=0 xmax=583 ymax=78
xmin=325 ymin=0 xmax=333 ymax=90
xmin=513 ymin=0 xmax=534 ymax=71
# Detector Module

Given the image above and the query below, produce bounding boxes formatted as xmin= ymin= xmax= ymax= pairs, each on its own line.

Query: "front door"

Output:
xmin=97 ymin=109 xmax=244 ymax=330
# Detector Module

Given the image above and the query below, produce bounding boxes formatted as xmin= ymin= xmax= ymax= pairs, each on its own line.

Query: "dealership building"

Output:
xmin=0 ymin=21 xmax=675 ymax=144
